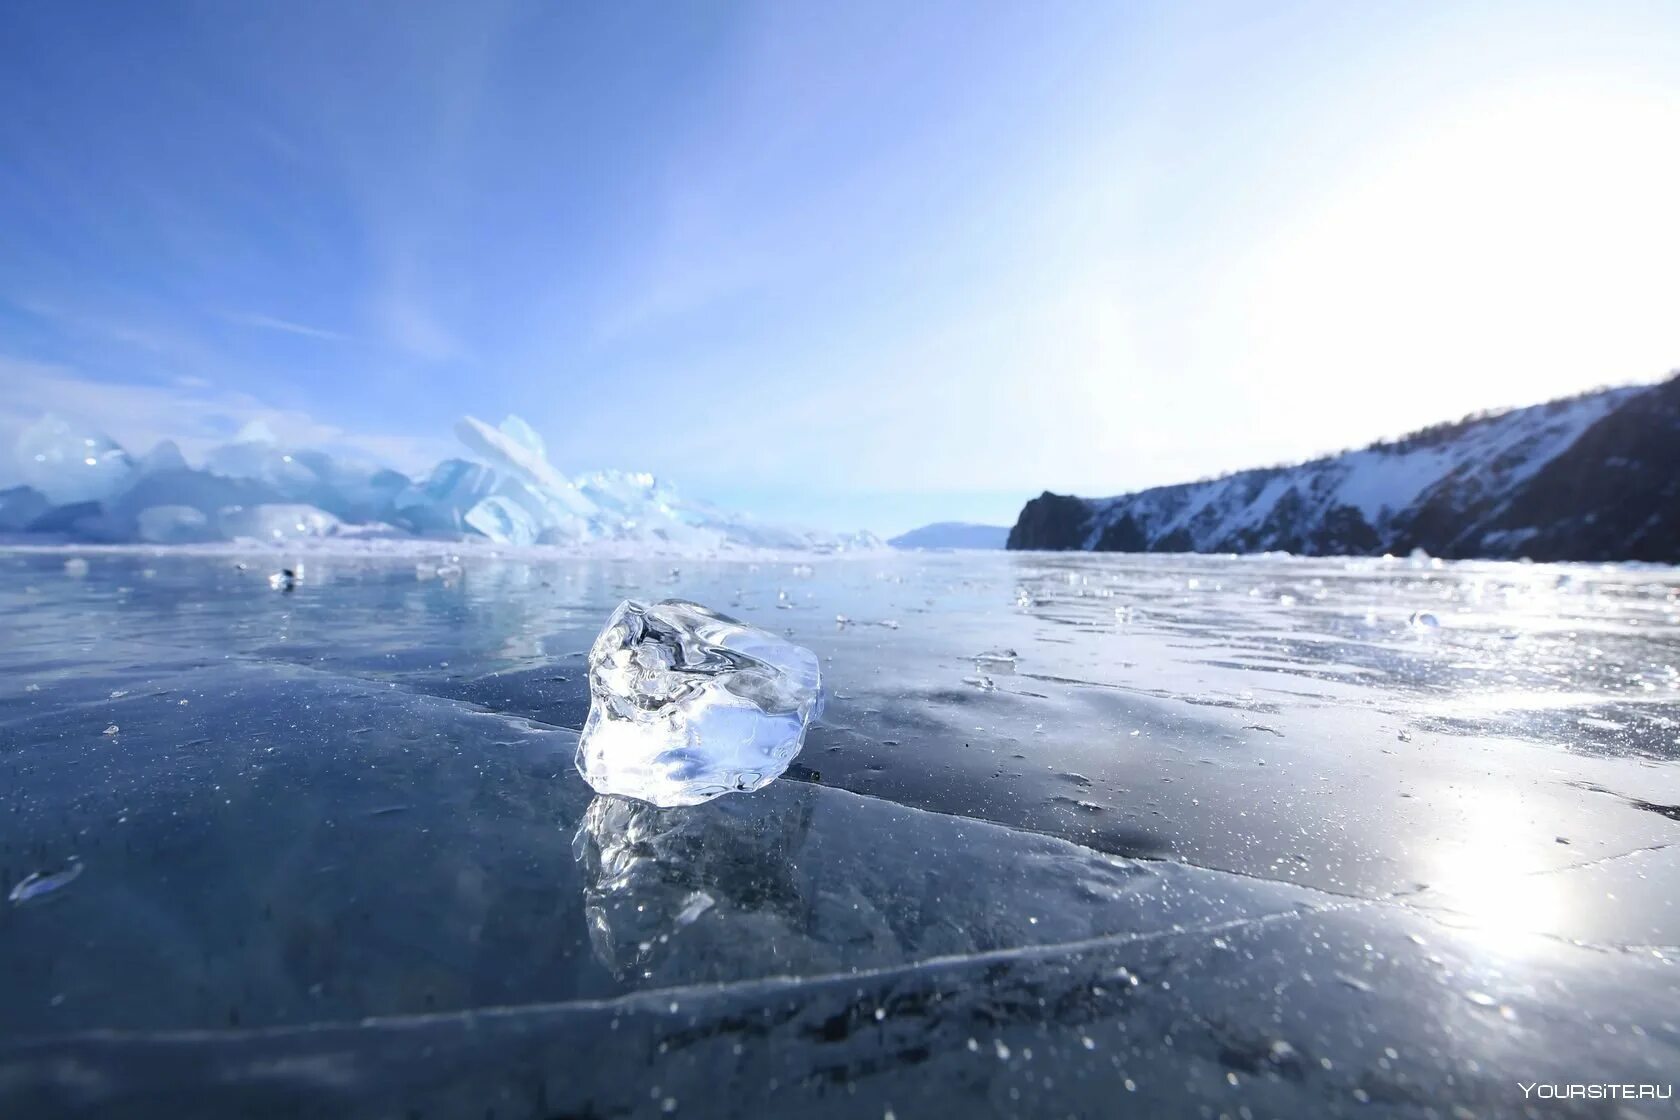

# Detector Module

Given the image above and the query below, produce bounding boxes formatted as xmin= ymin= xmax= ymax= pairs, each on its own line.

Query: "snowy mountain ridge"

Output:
xmin=1009 ymin=374 xmax=1680 ymax=562
xmin=888 ymin=522 xmax=1009 ymax=550
xmin=0 ymin=412 xmax=882 ymax=553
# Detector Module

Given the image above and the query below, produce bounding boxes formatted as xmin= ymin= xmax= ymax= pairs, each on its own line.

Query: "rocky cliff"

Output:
xmin=1008 ymin=373 xmax=1680 ymax=562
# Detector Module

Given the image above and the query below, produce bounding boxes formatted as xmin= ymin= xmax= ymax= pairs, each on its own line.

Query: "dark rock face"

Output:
xmin=1007 ymin=492 xmax=1092 ymax=550
xmin=1493 ymin=374 xmax=1680 ymax=562
xmin=1008 ymin=373 xmax=1680 ymax=561
xmin=1305 ymin=504 xmax=1381 ymax=556
xmin=1094 ymin=513 xmax=1148 ymax=551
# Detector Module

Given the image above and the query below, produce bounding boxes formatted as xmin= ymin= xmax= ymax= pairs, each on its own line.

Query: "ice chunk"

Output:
xmin=15 ymin=415 xmax=135 ymax=505
xmin=575 ymin=599 xmax=823 ymax=807
xmin=673 ymin=495 xmax=815 ymax=551
xmin=576 ymin=469 xmax=656 ymax=521
xmin=114 ymin=467 xmax=282 ymax=522
xmin=136 ymin=505 xmax=214 ymax=544
xmin=464 ymin=494 xmax=542 ymax=546
xmin=568 ymin=470 xmax=733 ymax=549
xmin=309 ymin=463 xmax=410 ymax=524
xmin=497 ymin=415 xmax=547 ymax=459
xmin=455 ymin=415 xmax=596 ymax=522
xmin=218 ymin=503 xmax=341 ymax=541
xmin=136 ymin=440 xmax=188 ymax=475
xmin=393 ymin=458 xmax=496 ymax=535
xmin=204 ymin=435 xmax=320 ymax=495
xmin=832 ymin=529 xmax=886 ymax=551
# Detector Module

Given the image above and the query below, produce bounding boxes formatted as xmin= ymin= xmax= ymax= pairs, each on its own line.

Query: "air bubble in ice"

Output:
xmin=1409 ymin=611 xmax=1440 ymax=630
xmin=574 ymin=599 xmax=823 ymax=807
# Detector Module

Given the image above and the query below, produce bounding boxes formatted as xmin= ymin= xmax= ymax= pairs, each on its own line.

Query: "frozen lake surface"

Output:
xmin=1 ymin=547 xmax=1677 ymax=1117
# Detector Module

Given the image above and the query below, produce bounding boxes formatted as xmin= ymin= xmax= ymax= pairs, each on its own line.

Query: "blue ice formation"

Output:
xmin=1 ymin=413 xmax=881 ymax=551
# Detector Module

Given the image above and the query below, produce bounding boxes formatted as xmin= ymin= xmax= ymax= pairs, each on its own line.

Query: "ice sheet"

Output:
xmin=1 ymin=549 xmax=1675 ymax=1117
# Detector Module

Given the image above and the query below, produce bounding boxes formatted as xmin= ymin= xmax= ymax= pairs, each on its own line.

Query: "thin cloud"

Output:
xmin=222 ymin=311 xmax=351 ymax=343
xmin=374 ymin=294 xmax=468 ymax=363
xmin=12 ymin=299 xmax=187 ymax=356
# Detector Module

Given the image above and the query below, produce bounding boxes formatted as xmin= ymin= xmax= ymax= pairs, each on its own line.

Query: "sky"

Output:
xmin=2 ymin=0 xmax=1678 ymax=536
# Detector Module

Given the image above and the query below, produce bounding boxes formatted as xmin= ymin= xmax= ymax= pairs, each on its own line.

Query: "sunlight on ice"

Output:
xmin=1418 ymin=789 xmax=1564 ymax=954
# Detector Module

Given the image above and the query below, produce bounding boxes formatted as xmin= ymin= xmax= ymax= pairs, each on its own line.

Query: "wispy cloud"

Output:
xmin=221 ymin=311 xmax=350 ymax=343
xmin=374 ymin=294 xmax=468 ymax=363
xmin=11 ymin=298 xmax=188 ymax=356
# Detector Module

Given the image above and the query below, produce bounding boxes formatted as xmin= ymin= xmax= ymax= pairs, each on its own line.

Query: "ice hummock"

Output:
xmin=218 ymin=504 xmax=343 ymax=542
xmin=575 ymin=599 xmax=823 ymax=807
xmin=2 ymin=412 xmax=881 ymax=552
xmin=135 ymin=505 xmax=214 ymax=544
xmin=16 ymin=415 xmax=135 ymax=505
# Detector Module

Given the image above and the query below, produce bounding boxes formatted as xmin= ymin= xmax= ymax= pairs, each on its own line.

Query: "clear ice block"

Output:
xmin=575 ymin=599 xmax=823 ymax=807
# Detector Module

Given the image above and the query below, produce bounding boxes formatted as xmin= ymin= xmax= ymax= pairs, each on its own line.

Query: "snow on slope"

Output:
xmin=1011 ymin=381 xmax=1660 ymax=559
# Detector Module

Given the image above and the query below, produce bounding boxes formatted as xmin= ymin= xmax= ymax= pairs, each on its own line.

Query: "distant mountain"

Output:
xmin=889 ymin=522 xmax=1010 ymax=550
xmin=1008 ymin=373 xmax=1680 ymax=563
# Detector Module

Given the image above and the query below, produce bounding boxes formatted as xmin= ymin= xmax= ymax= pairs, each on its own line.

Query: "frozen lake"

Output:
xmin=1 ymin=546 xmax=1677 ymax=1117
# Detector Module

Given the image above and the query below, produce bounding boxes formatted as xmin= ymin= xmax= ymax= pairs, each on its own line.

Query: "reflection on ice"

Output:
xmin=574 ymin=794 xmax=813 ymax=981
xmin=568 ymin=781 xmax=1315 ymax=992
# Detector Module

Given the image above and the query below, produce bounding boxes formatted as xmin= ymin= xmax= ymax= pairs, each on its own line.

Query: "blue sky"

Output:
xmin=2 ymin=0 xmax=1677 ymax=535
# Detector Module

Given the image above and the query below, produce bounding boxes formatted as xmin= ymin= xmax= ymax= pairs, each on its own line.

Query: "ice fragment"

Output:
xmin=8 ymin=859 xmax=83 ymax=905
xmin=464 ymin=494 xmax=543 ymax=546
xmin=575 ymin=599 xmax=823 ymax=807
